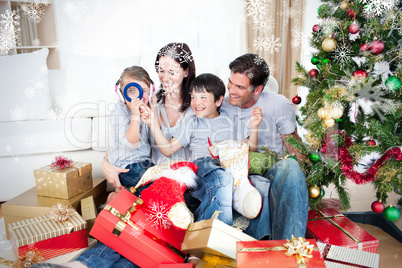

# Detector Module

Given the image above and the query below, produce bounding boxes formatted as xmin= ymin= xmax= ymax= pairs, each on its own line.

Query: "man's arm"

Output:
xmin=281 ymin=129 xmax=305 ymax=160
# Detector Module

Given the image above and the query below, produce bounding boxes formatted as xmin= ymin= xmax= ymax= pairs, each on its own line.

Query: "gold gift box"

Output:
xmin=3 ymin=178 xmax=107 ymax=239
xmin=181 ymin=218 xmax=256 ymax=260
xmin=196 ymin=253 xmax=237 ymax=268
xmin=80 ymin=195 xmax=98 ymax=235
xmin=34 ymin=162 xmax=93 ymax=199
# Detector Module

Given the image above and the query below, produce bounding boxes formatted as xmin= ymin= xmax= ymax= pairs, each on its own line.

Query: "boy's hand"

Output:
xmin=250 ymin=106 xmax=263 ymax=128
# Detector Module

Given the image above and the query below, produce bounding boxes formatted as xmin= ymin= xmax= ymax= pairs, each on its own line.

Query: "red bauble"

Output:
xmin=312 ymin=24 xmax=321 ymax=32
xmin=367 ymin=139 xmax=376 ymax=146
xmin=360 ymin=43 xmax=368 ymax=51
xmin=371 ymin=200 xmax=385 ymax=214
xmin=353 ymin=69 xmax=367 ymax=79
xmin=309 ymin=69 xmax=319 ymax=77
xmin=349 ymin=23 xmax=359 ymax=34
xmin=292 ymin=95 xmax=302 ymax=105
xmin=347 ymin=9 xmax=356 ymax=19
xmin=368 ymin=40 xmax=385 ymax=55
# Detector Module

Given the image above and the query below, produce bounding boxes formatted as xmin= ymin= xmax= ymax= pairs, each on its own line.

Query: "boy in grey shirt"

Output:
xmin=141 ymin=73 xmax=263 ymax=221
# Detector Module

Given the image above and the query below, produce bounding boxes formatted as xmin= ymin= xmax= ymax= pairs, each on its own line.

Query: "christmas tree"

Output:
xmin=290 ymin=0 xmax=402 ymax=221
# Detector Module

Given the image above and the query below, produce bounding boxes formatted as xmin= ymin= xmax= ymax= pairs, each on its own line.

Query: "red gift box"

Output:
xmin=236 ymin=239 xmax=326 ymax=267
xmin=306 ymin=208 xmax=379 ymax=253
xmin=90 ymin=188 xmax=187 ymax=268
xmin=9 ymin=212 xmax=88 ymax=260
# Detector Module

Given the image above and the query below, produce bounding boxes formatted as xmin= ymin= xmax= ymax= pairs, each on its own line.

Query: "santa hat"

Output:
xmin=134 ymin=160 xmax=198 ymax=190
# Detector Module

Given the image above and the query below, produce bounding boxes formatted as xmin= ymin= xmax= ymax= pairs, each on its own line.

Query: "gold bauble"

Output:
xmin=328 ymin=106 xmax=343 ymax=119
xmin=340 ymin=1 xmax=350 ymax=10
xmin=323 ymin=118 xmax=335 ymax=128
xmin=317 ymin=107 xmax=328 ymax=119
xmin=322 ymin=37 xmax=337 ymax=52
xmin=308 ymin=186 xmax=320 ymax=198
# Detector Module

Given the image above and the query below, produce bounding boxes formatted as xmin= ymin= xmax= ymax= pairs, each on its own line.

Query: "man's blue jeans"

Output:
xmin=192 ymin=157 xmax=308 ymax=240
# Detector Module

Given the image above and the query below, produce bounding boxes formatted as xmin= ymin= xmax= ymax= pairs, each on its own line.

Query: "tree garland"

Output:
xmin=322 ymin=131 xmax=402 ymax=185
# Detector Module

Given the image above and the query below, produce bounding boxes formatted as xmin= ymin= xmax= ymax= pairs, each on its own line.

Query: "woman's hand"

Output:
xmin=102 ymin=151 xmax=129 ymax=191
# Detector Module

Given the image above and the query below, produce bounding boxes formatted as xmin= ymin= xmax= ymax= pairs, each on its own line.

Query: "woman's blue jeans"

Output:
xmin=191 ymin=157 xmax=308 ymax=240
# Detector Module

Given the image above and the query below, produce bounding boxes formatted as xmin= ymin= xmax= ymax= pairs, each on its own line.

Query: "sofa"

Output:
xmin=0 ymin=48 xmax=144 ymax=201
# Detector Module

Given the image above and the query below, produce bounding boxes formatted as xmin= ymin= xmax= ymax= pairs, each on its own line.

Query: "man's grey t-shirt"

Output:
xmin=108 ymin=102 xmax=152 ymax=168
xmin=174 ymin=112 xmax=242 ymax=161
xmin=221 ymin=91 xmax=297 ymax=155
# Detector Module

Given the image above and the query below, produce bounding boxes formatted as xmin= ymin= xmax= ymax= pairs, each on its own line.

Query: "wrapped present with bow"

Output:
xmin=90 ymin=188 xmax=188 ymax=268
xmin=8 ymin=204 xmax=88 ymax=260
xmin=236 ymin=236 xmax=326 ymax=267
xmin=33 ymin=156 xmax=93 ymax=199
xmin=181 ymin=215 xmax=257 ymax=260
xmin=306 ymin=208 xmax=379 ymax=253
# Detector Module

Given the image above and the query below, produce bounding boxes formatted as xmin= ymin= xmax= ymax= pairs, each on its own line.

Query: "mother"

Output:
xmin=102 ymin=42 xmax=196 ymax=191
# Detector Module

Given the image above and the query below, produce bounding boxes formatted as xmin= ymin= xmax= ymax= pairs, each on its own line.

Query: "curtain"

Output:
xmin=244 ymin=0 xmax=305 ymax=100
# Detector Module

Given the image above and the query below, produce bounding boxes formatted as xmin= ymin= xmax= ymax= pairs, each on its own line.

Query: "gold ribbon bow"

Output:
xmin=201 ymin=254 xmax=236 ymax=268
xmin=283 ymin=235 xmax=314 ymax=265
xmin=238 ymin=235 xmax=315 ymax=267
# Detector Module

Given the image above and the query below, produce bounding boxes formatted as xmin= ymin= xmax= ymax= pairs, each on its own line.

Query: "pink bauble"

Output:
xmin=360 ymin=43 xmax=368 ymax=51
xmin=312 ymin=24 xmax=321 ymax=32
xmin=347 ymin=9 xmax=356 ymax=19
xmin=309 ymin=69 xmax=319 ymax=77
xmin=368 ymin=40 xmax=385 ymax=55
xmin=353 ymin=69 xmax=367 ymax=79
xmin=349 ymin=23 xmax=359 ymax=34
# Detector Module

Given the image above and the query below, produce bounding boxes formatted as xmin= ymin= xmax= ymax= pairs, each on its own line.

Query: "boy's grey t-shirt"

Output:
xmin=174 ymin=112 xmax=243 ymax=161
xmin=221 ymin=91 xmax=296 ymax=156
xmin=108 ymin=101 xmax=152 ymax=168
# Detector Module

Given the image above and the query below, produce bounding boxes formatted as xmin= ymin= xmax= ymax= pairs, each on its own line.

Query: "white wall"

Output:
xmin=53 ymin=0 xmax=246 ymax=86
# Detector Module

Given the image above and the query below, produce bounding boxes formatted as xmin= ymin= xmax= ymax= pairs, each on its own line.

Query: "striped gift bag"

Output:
xmin=9 ymin=211 xmax=88 ymax=260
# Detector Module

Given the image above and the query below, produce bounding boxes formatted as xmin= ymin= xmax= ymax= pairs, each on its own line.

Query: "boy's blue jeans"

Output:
xmin=191 ymin=157 xmax=308 ymax=240
xmin=119 ymin=160 xmax=154 ymax=195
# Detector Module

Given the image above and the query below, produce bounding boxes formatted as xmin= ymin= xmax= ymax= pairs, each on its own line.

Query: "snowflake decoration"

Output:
xmin=277 ymin=1 xmax=303 ymax=25
xmin=360 ymin=0 xmax=400 ymax=17
xmin=129 ymin=220 xmax=147 ymax=238
xmin=25 ymin=137 xmax=36 ymax=148
xmin=264 ymin=35 xmax=282 ymax=54
xmin=20 ymin=3 xmax=46 ymax=23
xmin=320 ymin=18 xmax=338 ymax=37
xmin=252 ymin=15 xmax=275 ymax=34
xmin=0 ymin=10 xmax=21 ymax=56
xmin=354 ymin=79 xmax=387 ymax=122
xmin=24 ymin=87 xmax=37 ymax=99
xmin=247 ymin=72 xmax=254 ymax=79
xmin=10 ymin=105 xmax=27 ymax=122
xmin=333 ymin=45 xmax=353 ymax=69
xmin=290 ymin=25 xmax=307 ymax=49
xmin=243 ymin=0 xmax=269 ymax=20
xmin=13 ymin=156 xmax=20 ymax=164
xmin=254 ymin=55 xmax=264 ymax=65
xmin=253 ymin=36 xmax=266 ymax=51
xmin=159 ymin=43 xmax=181 ymax=61
xmin=63 ymin=1 xmax=88 ymax=23
xmin=145 ymin=201 xmax=172 ymax=230
xmin=32 ymin=38 xmax=41 ymax=46
xmin=267 ymin=62 xmax=277 ymax=75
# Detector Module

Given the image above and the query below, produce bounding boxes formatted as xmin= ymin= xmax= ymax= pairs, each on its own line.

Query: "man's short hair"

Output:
xmin=229 ymin=53 xmax=270 ymax=91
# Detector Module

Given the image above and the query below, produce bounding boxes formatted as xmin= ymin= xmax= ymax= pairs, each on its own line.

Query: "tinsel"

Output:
xmin=49 ymin=203 xmax=75 ymax=222
xmin=329 ymin=131 xmax=402 ymax=184
xmin=50 ymin=155 xmax=73 ymax=169
xmin=13 ymin=249 xmax=44 ymax=268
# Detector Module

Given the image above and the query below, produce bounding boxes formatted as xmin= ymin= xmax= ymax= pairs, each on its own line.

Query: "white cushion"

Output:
xmin=0 ymin=48 xmax=53 ymax=122
xmin=0 ymin=118 xmax=92 ymax=157
xmin=59 ymin=54 xmax=141 ymax=118
xmin=91 ymin=116 xmax=112 ymax=151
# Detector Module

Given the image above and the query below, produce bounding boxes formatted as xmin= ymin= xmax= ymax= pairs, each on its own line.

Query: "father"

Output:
xmin=193 ymin=53 xmax=308 ymax=240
